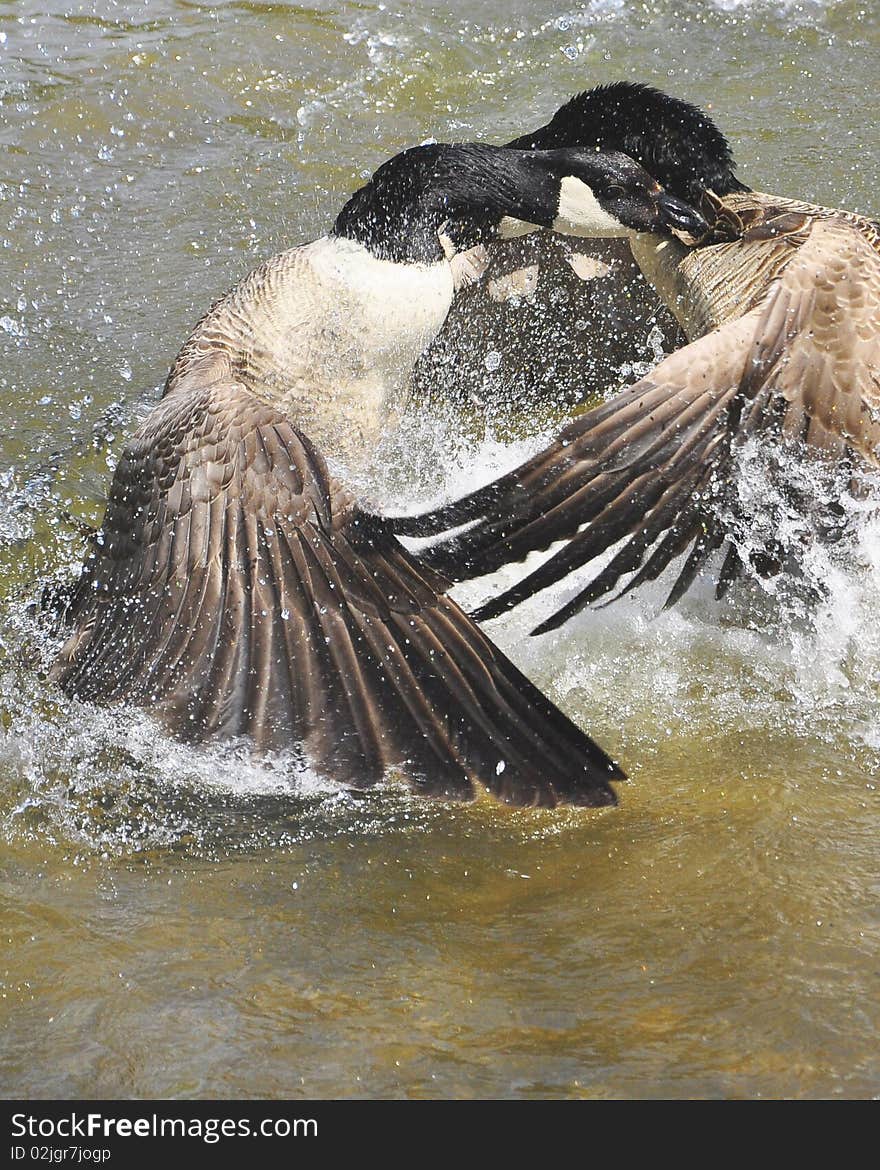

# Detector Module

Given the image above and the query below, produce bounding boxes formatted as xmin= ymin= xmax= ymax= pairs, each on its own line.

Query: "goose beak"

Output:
xmin=656 ymin=192 xmax=708 ymax=239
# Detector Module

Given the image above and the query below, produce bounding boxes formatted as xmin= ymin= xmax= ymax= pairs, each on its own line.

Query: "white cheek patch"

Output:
xmin=497 ymin=216 xmax=542 ymax=239
xmin=553 ymin=175 xmax=631 ymax=239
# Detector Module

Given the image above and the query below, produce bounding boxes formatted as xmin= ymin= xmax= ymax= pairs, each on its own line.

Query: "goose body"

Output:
xmin=50 ymin=140 xmax=702 ymax=805
xmin=167 ymin=235 xmax=455 ymax=467
xmin=393 ymin=90 xmax=880 ymax=628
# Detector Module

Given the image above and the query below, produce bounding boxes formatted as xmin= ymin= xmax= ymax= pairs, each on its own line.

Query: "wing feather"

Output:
xmin=393 ymin=217 xmax=880 ymax=627
xmin=53 ymin=378 xmax=623 ymax=807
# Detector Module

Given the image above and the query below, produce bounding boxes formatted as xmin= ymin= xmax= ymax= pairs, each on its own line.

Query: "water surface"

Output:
xmin=1 ymin=0 xmax=879 ymax=1099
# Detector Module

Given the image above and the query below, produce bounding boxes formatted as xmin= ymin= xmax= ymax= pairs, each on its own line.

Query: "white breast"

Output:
xmin=231 ymin=235 xmax=455 ymax=466
xmin=305 ymin=235 xmax=455 ymax=363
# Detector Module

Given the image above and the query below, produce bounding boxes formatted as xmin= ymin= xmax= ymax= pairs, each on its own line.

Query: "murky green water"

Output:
xmin=2 ymin=0 xmax=879 ymax=1099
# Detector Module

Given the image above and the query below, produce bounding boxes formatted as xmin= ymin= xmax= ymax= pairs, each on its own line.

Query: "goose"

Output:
xmin=392 ymin=87 xmax=880 ymax=633
xmin=412 ymin=82 xmax=749 ymax=412
xmin=50 ymin=140 xmax=705 ymax=806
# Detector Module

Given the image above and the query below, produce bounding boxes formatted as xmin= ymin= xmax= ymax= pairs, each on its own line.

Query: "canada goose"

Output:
xmin=392 ymin=88 xmax=880 ymax=632
xmin=50 ymin=141 xmax=705 ymax=806
xmin=412 ymin=83 xmax=749 ymax=413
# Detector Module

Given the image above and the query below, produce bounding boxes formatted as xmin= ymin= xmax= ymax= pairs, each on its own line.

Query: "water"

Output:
xmin=2 ymin=0 xmax=879 ymax=1099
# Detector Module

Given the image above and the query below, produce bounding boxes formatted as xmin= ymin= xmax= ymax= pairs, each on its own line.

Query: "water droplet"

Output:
xmin=0 ymin=316 xmax=25 ymax=337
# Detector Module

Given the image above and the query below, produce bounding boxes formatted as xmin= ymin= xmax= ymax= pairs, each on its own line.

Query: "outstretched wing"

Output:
xmin=394 ymin=218 xmax=880 ymax=631
xmin=52 ymin=365 xmax=623 ymax=807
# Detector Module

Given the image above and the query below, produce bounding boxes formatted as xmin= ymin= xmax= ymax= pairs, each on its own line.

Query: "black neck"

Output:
xmin=331 ymin=143 xmax=562 ymax=264
xmin=507 ymin=82 xmax=749 ymax=204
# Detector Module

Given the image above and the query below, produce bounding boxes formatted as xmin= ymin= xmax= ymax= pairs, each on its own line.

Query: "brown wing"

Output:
xmin=52 ymin=372 xmax=623 ymax=807
xmin=747 ymin=217 xmax=880 ymax=461
xmin=394 ymin=217 xmax=880 ymax=631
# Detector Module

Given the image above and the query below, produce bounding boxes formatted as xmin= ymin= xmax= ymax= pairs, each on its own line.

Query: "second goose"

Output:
xmin=394 ymin=88 xmax=880 ymax=631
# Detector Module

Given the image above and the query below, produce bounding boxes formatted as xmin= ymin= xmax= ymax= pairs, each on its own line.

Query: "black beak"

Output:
xmin=657 ymin=191 xmax=707 ymax=238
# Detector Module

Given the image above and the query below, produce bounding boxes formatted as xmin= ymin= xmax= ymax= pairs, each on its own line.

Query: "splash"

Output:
xmin=391 ymin=419 xmax=880 ymax=772
xmin=716 ymin=437 xmax=880 ymax=714
xmin=0 ymin=586 xmax=453 ymax=859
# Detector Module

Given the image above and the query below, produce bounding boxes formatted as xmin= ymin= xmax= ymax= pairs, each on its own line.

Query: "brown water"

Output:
xmin=1 ymin=0 xmax=879 ymax=1099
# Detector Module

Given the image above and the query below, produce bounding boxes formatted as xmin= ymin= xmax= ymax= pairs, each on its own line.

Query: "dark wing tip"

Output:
xmin=55 ymin=382 xmax=625 ymax=811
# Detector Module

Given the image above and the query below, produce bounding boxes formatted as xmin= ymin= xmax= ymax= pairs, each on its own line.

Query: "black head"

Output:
xmin=332 ymin=141 xmax=706 ymax=264
xmin=507 ymin=81 xmax=750 ymax=205
xmin=524 ymin=147 xmax=707 ymax=240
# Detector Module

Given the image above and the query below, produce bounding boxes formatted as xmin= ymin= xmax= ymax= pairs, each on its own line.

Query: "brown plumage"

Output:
xmin=395 ymin=192 xmax=880 ymax=630
xmin=51 ymin=142 xmax=669 ymax=806
xmin=51 ymin=364 xmax=623 ymax=803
